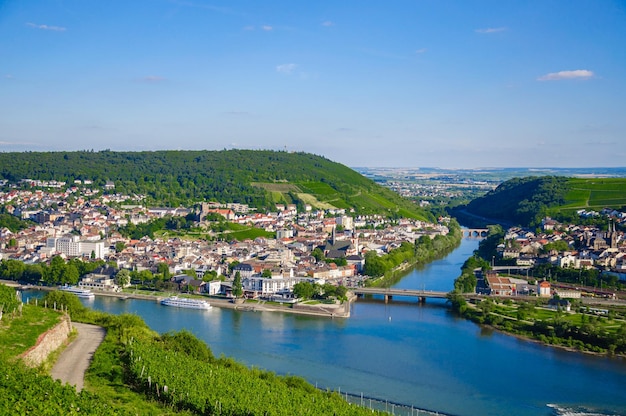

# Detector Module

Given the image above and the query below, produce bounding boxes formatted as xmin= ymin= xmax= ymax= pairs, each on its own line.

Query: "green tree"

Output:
xmin=363 ymin=251 xmax=386 ymax=277
xmin=292 ymin=281 xmax=316 ymax=300
xmin=232 ymin=271 xmax=243 ymax=298
xmin=0 ymin=259 xmax=25 ymax=281
xmin=322 ymin=283 xmax=336 ymax=298
xmin=157 ymin=262 xmax=170 ymax=279
xmin=43 ymin=256 xmax=67 ymax=285
xmin=446 ymin=290 xmax=467 ymax=314
xmin=335 ymin=285 xmax=348 ymax=300
xmin=0 ymin=284 xmax=21 ymax=319
xmin=311 ymin=248 xmax=325 ymax=262
xmin=261 ymin=269 xmax=272 ymax=278
xmin=116 ymin=269 xmax=130 ymax=288
xmin=43 ymin=290 xmax=87 ymax=318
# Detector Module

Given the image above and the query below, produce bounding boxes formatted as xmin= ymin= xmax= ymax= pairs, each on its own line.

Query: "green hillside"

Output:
xmin=0 ymin=288 xmax=388 ymax=415
xmin=453 ymin=176 xmax=626 ymax=227
xmin=0 ymin=150 xmax=432 ymax=221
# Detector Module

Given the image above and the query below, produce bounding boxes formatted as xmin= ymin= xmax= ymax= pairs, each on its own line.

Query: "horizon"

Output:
xmin=1 ymin=1 xmax=625 ymax=168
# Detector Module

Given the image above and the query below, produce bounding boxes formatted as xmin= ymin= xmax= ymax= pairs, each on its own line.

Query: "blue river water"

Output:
xmin=37 ymin=238 xmax=626 ymax=416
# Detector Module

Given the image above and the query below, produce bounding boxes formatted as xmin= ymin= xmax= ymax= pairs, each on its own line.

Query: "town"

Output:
xmin=0 ymin=180 xmax=450 ymax=301
xmin=472 ymin=212 xmax=626 ymax=311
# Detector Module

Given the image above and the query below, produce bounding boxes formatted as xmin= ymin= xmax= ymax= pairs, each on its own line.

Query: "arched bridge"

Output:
xmin=352 ymin=287 xmax=450 ymax=303
xmin=463 ymin=228 xmax=488 ymax=238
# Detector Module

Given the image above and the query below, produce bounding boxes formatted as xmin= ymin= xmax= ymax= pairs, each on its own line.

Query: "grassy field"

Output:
xmin=0 ymin=305 xmax=62 ymax=360
xmin=251 ymin=182 xmax=301 ymax=193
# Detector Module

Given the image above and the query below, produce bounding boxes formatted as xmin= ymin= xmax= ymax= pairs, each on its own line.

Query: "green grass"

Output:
xmin=298 ymin=181 xmax=341 ymax=196
xmin=222 ymin=228 xmax=275 ymax=240
xmin=0 ymin=305 xmax=62 ymax=360
xmin=563 ymin=178 xmax=626 ymax=209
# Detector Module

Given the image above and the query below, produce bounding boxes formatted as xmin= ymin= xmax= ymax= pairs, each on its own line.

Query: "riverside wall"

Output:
xmin=20 ymin=314 xmax=72 ymax=367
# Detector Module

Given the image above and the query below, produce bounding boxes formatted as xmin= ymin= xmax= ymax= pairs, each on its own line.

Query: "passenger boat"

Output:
xmin=59 ymin=285 xmax=95 ymax=299
xmin=160 ymin=296 xmax=212 ymax=310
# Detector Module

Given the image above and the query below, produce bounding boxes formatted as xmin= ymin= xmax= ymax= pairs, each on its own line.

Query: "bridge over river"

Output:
xmin=352 ymin=287 xmax=451 ymax=303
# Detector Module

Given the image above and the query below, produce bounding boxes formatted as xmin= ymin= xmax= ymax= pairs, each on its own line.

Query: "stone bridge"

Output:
xmin=462 ymin=228 xmax=489 ymax=238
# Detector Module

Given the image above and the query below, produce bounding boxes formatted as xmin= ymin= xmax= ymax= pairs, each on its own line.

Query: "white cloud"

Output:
xmin=262 ymin=25 xmax=273 ymax=31
xmin=243 ymin=25 xmax=255 ymax=31
xmin=276 ymin=63 xmax=297 ymax=74
xmin=475 ymin=27 xmax=506 ymax=34
xmin=26 ymin=22 xmax=66 ymax=32
xmin=322 ymin=21 xmax=334 ymax=27
xmin=0 ymin=140 xmax=39 ymax=146
xmin=415 ymin=48 xmax=427 ymax=54
xmin=141 ymin=76 xmax=166 ymax=83
xmin=537 ymin=70 xmax=594 ymax=81
xmin=4 ymin=74 xmax=14 ymax=79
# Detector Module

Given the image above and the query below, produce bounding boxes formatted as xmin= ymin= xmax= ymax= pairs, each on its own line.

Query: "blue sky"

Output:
xmin=1 ymin=1 xmax=625 ymax=168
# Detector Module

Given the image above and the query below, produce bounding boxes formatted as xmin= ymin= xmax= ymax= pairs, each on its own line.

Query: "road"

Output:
xmin=51 ymin=323 xmax=106 ymax=392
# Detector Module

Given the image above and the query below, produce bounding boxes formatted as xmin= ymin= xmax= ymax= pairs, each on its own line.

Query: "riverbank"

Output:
xmin=83 ymin=288 xmax=353 ymax=318
xmin=452 ymin=294 xmax=626 ymax=357
xmin=1 ymin=279 xmax=352 ymax=319
xmin=366 ymin=226 xmax=462 ymax=288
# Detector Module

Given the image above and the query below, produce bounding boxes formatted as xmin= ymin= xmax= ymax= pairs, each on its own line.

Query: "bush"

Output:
xmin=0 ymin=284 xmax=21 ymax=318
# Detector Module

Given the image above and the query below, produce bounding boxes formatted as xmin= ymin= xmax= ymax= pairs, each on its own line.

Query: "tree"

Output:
xmin=232 ymin=271 xmax=243 ymax=298
xmin=0 ymin=259 xmax=25 ymax=281
xmin=261 ymin=269 xmax=272 ymax=278
xmin=363 ymin=251 xmax=386 ymax=277
xmin=43 ymin=290 xmax=87 ymax=318
xmin=311 ymin=248 xmax=325 ymax=262
xmin=115 ymin=242 xmax=126 ymax=252
xmin=0 ymin=284 xmax=20 ymax=319
xmin=64 ymin=264 xmax=80 ymax=285
xmin=116 ymin=269 xmax=130 ymax=288
xmin=157 ymin=262 xmax=170 ymax=279
xmin=292 ymin=281 xmax=316 ymax=300
xmin=446 ymin=290 xmax=467 ymax=313
xmin=44 ymin=256 xmax=67 ymax=285
xmin=335 ymin=285 xmax=348 ymax=300
xmin=228 ymin=261 xmax=240 ymax=274
xmin=322 ymin=283 xmax=336 ymax=298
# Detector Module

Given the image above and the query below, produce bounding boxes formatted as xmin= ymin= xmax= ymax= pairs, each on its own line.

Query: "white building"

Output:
xmin=46 ymin=235 xmax=109 ymax=259
xmin=243 ymin=276 xmax=304 ymax=296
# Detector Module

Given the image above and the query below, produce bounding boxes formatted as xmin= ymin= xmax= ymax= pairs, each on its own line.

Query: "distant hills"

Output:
xmin=452 ymin=176 xmax=626 ymax=227
xmin=0 ymin=150 xmax=432 ymax=221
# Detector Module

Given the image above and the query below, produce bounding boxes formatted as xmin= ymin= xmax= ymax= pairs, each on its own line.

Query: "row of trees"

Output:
xmin=292 ymin=281 xmax=348 ymax=301
xmin=0 ymin=257 xmax=107 ymax=286
xmin=364 ymin=223 xmax=462 ymax=282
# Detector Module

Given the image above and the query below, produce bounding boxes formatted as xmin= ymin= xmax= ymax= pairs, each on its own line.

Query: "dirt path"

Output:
xmin=51 ymin=323 xmax=106 ymax=392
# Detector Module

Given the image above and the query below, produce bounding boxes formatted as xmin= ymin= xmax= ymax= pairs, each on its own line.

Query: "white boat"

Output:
xmin=160 ymin=296 xmax=212 ymax=310
xmin=59 ymin=285 xmax=95 ymax=299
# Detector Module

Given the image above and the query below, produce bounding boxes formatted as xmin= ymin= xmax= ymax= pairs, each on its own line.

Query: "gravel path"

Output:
xmin=51 ymin=323 xmax=106 ymax=392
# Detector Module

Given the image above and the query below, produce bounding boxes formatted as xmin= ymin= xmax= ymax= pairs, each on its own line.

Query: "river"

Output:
xmin=49 ymin=238 xmax=626 ymax=416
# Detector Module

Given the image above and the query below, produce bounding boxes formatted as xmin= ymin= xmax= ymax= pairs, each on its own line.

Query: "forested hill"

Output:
xmin=0 ymin=150 xmax=432 ymax=220
xmin=452 ymin=176 xmax=626 ymax=228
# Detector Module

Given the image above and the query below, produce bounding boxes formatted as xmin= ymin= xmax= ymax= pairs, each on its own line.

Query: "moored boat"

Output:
xmin=59 ymin=285 xmax=95 ymax=299
xmin=160 ymin=296 xmax=212 ymax=310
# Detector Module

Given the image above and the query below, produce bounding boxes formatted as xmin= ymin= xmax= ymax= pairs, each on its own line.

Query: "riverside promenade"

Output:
xmin=3 ymin=280 xmax=351 ymax=318
xmin=92 ymin=289 xmax=352 ymax=318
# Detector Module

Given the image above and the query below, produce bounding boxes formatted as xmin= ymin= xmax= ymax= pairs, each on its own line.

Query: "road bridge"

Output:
xmin=462 ymin=228 xmax=489 ymax=238
xmin=352 ymin=287 xmax=449 ymax=303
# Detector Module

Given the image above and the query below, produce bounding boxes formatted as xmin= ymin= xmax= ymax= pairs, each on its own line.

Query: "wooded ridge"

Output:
xmin=0 ymin=149 xmax=431 ymax=220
